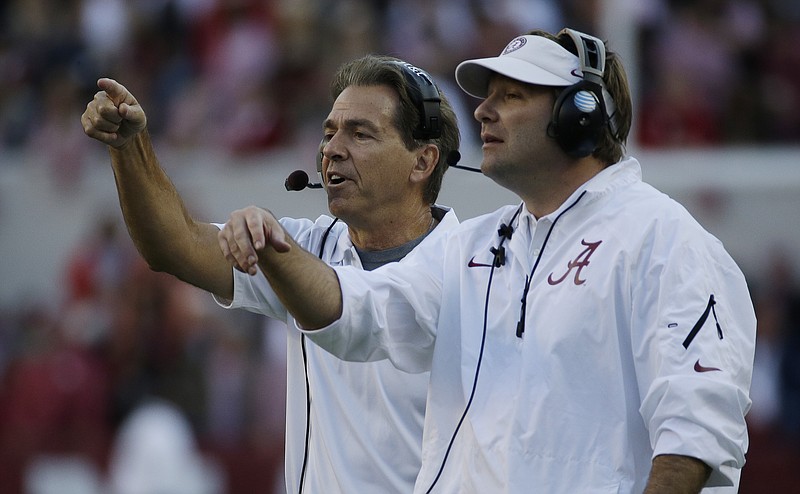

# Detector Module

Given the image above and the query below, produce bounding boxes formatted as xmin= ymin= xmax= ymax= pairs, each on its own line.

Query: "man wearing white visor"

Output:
xmin=220 ymin=28 xmax=756 ymax=493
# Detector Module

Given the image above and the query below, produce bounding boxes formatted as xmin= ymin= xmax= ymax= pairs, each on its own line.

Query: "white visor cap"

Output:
xmin=456 ymin=35 xmax=583 ymax=98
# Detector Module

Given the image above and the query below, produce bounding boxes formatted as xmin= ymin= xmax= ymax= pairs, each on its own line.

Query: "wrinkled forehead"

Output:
xmin=325 ymin=85 xmax=400 ymax=131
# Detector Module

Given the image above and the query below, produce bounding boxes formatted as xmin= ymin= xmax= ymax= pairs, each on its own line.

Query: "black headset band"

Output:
xmin=560 ymin=28 xmax=620 ymax=138
xmin=548 ymin=29 xmax=620 ymax=157
xmin=388 ymin=61 xmax=442 ymax=140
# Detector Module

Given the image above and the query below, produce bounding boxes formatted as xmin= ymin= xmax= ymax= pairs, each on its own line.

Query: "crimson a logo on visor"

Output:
xmin=502 ymin=37 xmax=527 ymax=55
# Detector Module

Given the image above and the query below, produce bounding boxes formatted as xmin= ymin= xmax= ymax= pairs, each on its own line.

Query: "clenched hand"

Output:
xmin=81 ymin=78 xmax=146 ymax=148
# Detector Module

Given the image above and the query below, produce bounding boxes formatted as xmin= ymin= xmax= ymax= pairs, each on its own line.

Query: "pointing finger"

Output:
xmin=97 ymin=78 xmax=137 ymax=108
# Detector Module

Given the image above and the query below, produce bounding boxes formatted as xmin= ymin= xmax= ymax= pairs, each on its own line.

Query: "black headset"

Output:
xmin=388 ymin=61 xmax=443 ymax=140
xmin=548 ymin=29 xmax=620 ymax=159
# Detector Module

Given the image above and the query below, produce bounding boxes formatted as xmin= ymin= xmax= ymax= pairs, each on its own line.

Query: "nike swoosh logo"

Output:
xmin=694 ymin=359 xmax=721 ymax=373
xmin=468 ymin=256 xmax=493 ymax=268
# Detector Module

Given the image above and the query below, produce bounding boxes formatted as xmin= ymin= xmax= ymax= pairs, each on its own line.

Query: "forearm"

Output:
xmin=109 ymin=131 xmax=232 ymax=297
xmin=257 ymin=235 xmax=343 ymax=329
xmin=644 ymin=454 xmax=711 ymax=494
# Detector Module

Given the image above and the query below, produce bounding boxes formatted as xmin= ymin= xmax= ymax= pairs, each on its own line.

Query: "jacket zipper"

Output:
xmin=682 ymin=294 xmax=723 ymax=349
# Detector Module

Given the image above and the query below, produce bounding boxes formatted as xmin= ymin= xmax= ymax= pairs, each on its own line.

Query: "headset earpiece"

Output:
xmin=549 ymin=81 xmax=606 ymax=158
xmin=548 ymin=29 xmax=617 ymax=158
xmin=388 ymin=61 xmax=442 ymax=140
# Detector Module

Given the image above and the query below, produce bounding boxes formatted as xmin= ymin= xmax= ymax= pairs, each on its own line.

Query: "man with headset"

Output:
xmin=81 ymin=55 xmax=461 ymax=492
xmin=221 ymin=29 xmax=756 ymax=493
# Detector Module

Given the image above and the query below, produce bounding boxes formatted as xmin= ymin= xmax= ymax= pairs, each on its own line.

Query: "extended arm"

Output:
xmin=217 ymin=206 xmax=343 ymax=329
xmin=644 ymin=454 xmax=711 ymax=494
xmin=81 ymin=78 xmax=233 ymax=299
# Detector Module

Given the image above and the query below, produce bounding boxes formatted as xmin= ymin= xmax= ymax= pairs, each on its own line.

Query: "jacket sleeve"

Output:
xmin=633 ymin=223 xmax=756 ymax=488
xmin=211 ymin=217 xmax=323 ymax=322
xmin=301 ymin=234 xmax=444 ymax=374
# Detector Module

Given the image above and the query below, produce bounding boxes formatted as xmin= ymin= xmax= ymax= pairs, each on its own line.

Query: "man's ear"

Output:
xmin=410 ymin=144 xmax=439 ymax=184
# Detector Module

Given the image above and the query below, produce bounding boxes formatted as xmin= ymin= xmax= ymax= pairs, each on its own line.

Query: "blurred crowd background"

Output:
xmin=1 ymin=0 xmax=799 ymax=493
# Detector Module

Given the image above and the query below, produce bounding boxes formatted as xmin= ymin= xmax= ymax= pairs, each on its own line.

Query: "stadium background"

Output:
xmin=1 ymin=0 xmax=799 ymax=492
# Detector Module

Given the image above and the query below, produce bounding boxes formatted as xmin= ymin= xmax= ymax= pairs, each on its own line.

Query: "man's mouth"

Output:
xmin=481 ymin=133 xmax=502 ymax=144
xmin=327 ymin=174 xmax=346 ymax=185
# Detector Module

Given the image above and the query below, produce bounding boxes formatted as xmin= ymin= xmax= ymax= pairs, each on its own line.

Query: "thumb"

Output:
xmin=265 ymin=225 xmax=292 ymax=253
xmin=97 ymin=77 xmax=137 ymax=108
xmin=119 ymin=102 xmax=147 ymax=127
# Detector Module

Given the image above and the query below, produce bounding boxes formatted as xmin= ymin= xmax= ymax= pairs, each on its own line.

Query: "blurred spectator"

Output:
xmin=757 ymin=14 xmax=800 ymax=142
xmin=0 ymin=300 xmax=111 ymax=493
xmin=639 ymin=0 xmax=748 ymax=145
xmin=638 ymin=0 xmax=800 ymax=146
xmin=182 ymin=0 xmax=286 ymax=154
xmin=748 ymin=292 xmax=782 ymax=433
xmin=24 ymin=455 xmax=104 ymax=494
xmin=26 ymin=68 xmax=93 ymax=191
xmin=742 ymin=248 xmax=800 ymax=443
xmin=739 ymin=248 xmax=800 ymax=492
xmin=107 ymin=399 xmax=225 ymax=494
xmin=2 ymin=0 xmax=798 ymax=157
xmin=0 ymin=0 xmax=85 ymax=151
xmin=79 ymin=0 xmax=132 ymax=72
xmin=64 ymin=217 xmax=137 ymax=304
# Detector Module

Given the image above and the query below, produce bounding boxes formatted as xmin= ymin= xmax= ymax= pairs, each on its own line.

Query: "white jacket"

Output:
xmin=306 ymin=158 xmax=756 ymax=493
xmin=216 ymin=206 xmax=459 ymax=493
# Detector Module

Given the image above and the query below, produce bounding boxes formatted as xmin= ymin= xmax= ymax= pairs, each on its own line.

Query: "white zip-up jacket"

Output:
xmin=305 ymin=158 xmax=756 ymax=493
xmin=216 ymin=206 xmax=458 ymax=493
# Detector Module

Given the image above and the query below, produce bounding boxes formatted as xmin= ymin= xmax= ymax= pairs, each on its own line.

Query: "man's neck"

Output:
xmin=348 ymin=204 xmax=434 ymax=251
xmin=521 ymin=159 xmax=606 ymax=218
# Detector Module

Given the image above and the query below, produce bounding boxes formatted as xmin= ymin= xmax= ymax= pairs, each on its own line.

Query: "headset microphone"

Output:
xmin=445 ymin=150 xmax=482 ymax=173
xmin=284 ymin=170 xmax=323 ymax=191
